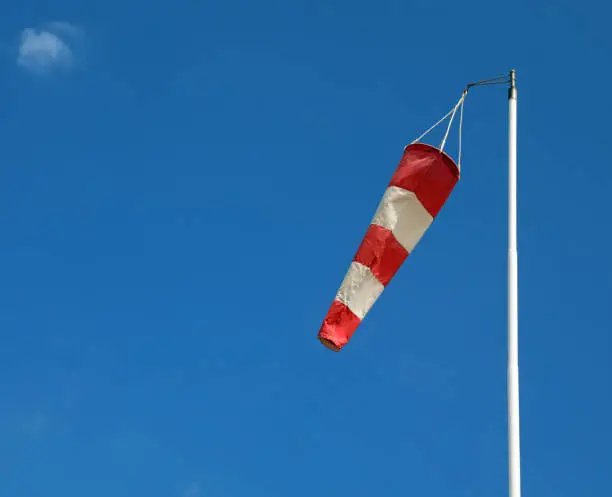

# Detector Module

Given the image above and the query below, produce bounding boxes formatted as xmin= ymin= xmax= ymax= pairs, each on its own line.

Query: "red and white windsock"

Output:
xmin=318 ymin=143 xmax=460 ymax=351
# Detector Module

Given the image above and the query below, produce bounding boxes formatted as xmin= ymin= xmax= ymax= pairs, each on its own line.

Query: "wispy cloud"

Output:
xmin=182 ymin=482 xmax=201 ymax=497
xmin=46 ymin=21 xmax=83 ymax=37
xmin=17 ymin=22 xmax=80 ymax=73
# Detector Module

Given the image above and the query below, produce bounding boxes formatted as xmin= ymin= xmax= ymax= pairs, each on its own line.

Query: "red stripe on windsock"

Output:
xmin=388 ymin=143 xmax=460 ymax=217
xmin=318 ymin=300 xmax=361 ymax=352
xmin=353 ymin=224 xmax=408 ymax=286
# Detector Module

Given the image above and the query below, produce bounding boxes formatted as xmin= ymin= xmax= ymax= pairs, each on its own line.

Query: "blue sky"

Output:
xmin=0 ymin=1 xmax=610 ymax=496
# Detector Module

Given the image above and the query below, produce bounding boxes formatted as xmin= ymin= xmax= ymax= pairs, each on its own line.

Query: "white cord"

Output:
xmin=408 ymin=90 xmax=468 ymax=173
xmin=409 ymin=106 xmax=457 ymax=147
xmin=440 ymin=92 xmax=466 ymax=152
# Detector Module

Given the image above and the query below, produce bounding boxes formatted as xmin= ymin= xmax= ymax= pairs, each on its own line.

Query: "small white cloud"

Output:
xmin=17 ymin=24 xmax=77 ymax=72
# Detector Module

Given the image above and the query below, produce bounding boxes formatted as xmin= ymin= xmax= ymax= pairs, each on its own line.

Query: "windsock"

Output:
xmin=318 ymin=143 xmax=460 ymax=351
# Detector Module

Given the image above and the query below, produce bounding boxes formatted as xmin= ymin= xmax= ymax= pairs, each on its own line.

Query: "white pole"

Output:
xmin=507 ymin=69 xmax=521 ymax=497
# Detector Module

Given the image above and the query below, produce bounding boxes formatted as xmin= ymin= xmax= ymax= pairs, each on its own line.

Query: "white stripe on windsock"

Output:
xmin=335 ymin=261 xmax=385 ymax=320
xmin=371 ymin=186 xmax=433 ymax=254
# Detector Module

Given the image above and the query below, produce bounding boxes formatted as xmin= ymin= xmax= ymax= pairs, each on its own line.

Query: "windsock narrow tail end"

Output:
xmin=318 ymin=336 xmax=341 ymax=352
xmin=317 ymin=300 xmax=361 ymax=352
